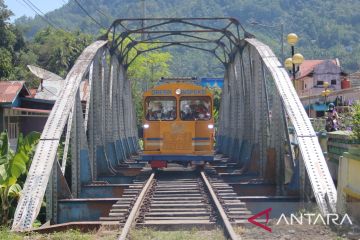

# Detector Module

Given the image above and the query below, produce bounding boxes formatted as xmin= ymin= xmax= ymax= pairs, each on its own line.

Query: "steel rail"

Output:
xmin=118 ymin=172 xmax=155 ymax=240
xmin=200 ymin=171 xmax=239 ymax=240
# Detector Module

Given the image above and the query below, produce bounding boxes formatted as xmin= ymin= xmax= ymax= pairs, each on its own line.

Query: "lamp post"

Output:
xmin=248 ymin=20 xmax=284 ymax=63
xmin=284 ymin=33 xmax=304 ymax=87
xmin=321 ymin=82 xmax=332 ymax=105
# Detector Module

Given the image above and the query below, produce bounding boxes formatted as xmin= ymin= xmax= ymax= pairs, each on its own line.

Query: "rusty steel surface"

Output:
xmin=201 ymin=171 xmax=240 ymax=240
xmin=31 ymin=221 xmax=119 ymax=234
xmin=118 ymin=173 xmax=155 ymax=240
xmin=0 ymin=80 xmax=29 ymax=103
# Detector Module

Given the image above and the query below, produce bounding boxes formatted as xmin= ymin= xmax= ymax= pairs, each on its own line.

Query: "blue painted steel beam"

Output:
xmin=57 ymin=199 xmax=117 ymax=223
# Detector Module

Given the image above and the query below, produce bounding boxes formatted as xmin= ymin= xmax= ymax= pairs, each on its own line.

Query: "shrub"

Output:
xmin=351 ymin=101 xmax=360 ymax=141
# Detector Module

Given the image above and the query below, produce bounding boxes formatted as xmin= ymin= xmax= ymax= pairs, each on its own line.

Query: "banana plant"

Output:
xmin=0 ymin=131 xmax=40 ymax=225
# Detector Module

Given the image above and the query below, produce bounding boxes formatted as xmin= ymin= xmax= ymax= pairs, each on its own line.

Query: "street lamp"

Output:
xmin=248 ymin=20 xmax=284 ymax=63
xmin=321 ymin=82 xmax=332 ymax=105
xmin=284 ymin=33 xmax=304 ymax=86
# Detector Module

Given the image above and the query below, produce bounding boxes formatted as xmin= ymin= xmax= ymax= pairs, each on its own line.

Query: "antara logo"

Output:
xmin=247 ymin=208 xmax=272 ymax=232
xmin=276 ymin=213 xmax=353 ymax=226
xmin=247 ymin=208 xmax=353 ymax=232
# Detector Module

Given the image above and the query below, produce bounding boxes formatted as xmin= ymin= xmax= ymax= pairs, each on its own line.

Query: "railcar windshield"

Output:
xmin=180 ymin=96 xmax=211 ymax=121
xmin=145 ymin=97 xmax=176 ymax=121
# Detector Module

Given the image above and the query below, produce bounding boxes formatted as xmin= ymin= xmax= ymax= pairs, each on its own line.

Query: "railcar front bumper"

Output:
xmin=141 ymin=154 xmax=214 ymax=162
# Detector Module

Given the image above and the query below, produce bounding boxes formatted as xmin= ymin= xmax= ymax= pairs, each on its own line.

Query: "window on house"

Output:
xmin=317 ymin=81 xmax=324 ymax=86
xmin=331 ymin=80 xmax=337 ymax=85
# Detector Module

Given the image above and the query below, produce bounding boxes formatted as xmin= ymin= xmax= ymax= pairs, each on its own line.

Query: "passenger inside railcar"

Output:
xmin=146 ymin=97 xmax=177 ymax=121
xmin=180 ymin=97 xmax=211 ymax=121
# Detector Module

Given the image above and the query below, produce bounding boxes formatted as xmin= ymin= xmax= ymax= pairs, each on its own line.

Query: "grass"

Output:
xmin=0 ymin=227 xmax=23 ymax=240
xmin=0 ymin=227 xmax=100 ymax=240
xmin=0 ymin=227 xmax=226 ymax=240
xmin=129 ymin=227 xmax=226 ymax=240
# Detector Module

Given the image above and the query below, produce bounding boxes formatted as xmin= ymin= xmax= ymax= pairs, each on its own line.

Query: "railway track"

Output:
xmin=102 ymin=168 xmax=252 ymax=240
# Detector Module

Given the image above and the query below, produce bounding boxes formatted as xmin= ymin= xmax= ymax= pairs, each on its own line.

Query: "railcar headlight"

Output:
xmin=208 ymin=124 xmax=214 ymax=129
xmin=143 ymin=124 xmax=150 ymax=129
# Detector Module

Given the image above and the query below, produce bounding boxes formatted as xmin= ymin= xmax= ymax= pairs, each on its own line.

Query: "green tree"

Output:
xmin=111 ymin=37 xmax=172 ymax=125
xmin=31 ymin=28 xmax=93 ymax=78
xmin=0 ymin=131 xmax=40 ymax=225
xmin=0 ymin=0 xmax=29 ymax=80
xmin=0 ymin=47 xmax=12 ymax=78
xmin=208 ymin=86 xmax=222 ymax=124
xmin=351 ymin=101 xmax=360 ymax=141
xmin=0 ymin=0 xmax=14 ymax=79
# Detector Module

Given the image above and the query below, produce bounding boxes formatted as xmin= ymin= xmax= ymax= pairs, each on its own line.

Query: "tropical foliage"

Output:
xmin=351 ymin=101 xmax=360 ymax=140
xmin=13 ymin=0 xmax=360 ymax=76
xmin=208 ymin=86 xmax=222 ymax=123
xmin=126 ymin=41 xmax=173 ymax=125
xmin=105 ymin=34 xmax=173 ymax=125
xmin=0 ymin=1 xmax=93 ymax=87
xmin=30 ymin=28 xmax=92 ymax=78
xmin=0 ymin=131 xmax=40 ymax=225
xmin=0 ymin=0 xmax=26 ymax=80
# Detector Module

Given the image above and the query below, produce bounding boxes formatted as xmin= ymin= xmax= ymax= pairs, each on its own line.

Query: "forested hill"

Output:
xmin=15 ymin=0 xmax=360 ymax=76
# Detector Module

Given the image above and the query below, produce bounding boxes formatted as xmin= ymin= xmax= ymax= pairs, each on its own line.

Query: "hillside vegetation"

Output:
xmin=14 ymin=0 xmax=360 ymax=77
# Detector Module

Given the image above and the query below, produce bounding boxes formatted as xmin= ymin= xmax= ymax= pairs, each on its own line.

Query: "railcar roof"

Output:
xmin=144 ymin=82 xmax=212 ymax=96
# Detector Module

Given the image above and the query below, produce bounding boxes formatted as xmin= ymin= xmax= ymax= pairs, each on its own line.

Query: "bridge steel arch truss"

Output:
xmin=12 ymin=18 xmax=336 ymax=231
xmin=12 ymin=40 xmax=139 ymax=231
xmin=217 ymin=38 xmax=337 ymax=216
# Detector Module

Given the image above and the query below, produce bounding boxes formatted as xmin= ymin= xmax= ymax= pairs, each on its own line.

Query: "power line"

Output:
xmin=24 ymin=0 xmax=48 ymax=17
xmin=19 ymin=0 xmax=60 ymax=30
xmin=73 ymin=0 xmax=106 ymax=29
xmin=96 ymin=8 xmax=109 ymax=19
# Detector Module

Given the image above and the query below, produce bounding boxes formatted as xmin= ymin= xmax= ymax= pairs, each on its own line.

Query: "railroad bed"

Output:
xmin=101 ymin=168 xmax=254 ymax=239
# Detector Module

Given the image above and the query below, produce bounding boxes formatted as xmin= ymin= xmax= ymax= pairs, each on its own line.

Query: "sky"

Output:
xmin=5 ymin=0 xmax=66 ymax=21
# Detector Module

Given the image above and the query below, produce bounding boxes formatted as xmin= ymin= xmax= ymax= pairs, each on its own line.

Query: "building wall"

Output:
xmin=296 ymin=60 xmax=344 ymax=97
xmin=20 ymin=117 xmax=48 ymax=136
xmin=301 ymin=87 xmax=360 ymax=106
xmin=0 ymin=108 xmax=3 ymax=132
xmin=313 ymin=60 xmax=342 ymax=90
xmin=349 ymin=71 xmax=360 ymax=87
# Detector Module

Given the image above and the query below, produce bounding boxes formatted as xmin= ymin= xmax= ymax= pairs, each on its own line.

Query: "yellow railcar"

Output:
xmin=142 ymin=78 xmax=214 ymax=169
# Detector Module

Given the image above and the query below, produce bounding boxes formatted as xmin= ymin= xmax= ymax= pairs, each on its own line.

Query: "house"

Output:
xmin=294 ymin=59 xmax=348 ymax=97
xmin=292 ymin=59 xmax=355 ymax=117
xmin=0 ymin=81 xmax=51 ymax=148
xmin=349 ymin=71 xmax=360 ymax=88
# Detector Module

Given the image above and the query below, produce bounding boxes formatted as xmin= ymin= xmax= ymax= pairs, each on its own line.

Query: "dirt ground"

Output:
xmin=236 ymin=221 xmax=358 ymax=240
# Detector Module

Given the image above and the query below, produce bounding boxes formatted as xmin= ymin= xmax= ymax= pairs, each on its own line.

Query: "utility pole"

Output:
xmin=141 ymin=0 xmax=146 ymax=40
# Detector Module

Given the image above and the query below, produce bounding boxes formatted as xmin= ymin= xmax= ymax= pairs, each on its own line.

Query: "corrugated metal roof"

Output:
xmin=35 ymin=79 xmax=64 ymax=101
xmin=27 ymin=65 xmax=89 ymax=102
xmin=0 ymin=81 xmax=29 ymax=103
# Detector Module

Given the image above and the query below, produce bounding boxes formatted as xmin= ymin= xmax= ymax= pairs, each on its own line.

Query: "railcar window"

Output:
xmin=180 ymin=97 xmax=211 ymax=121
xmin=145 ymin=97 xmax=176 ymax=121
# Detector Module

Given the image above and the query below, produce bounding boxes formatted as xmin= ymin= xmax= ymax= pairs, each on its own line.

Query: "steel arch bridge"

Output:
xmin=12 ymin=18 xmax=337 ymax=231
